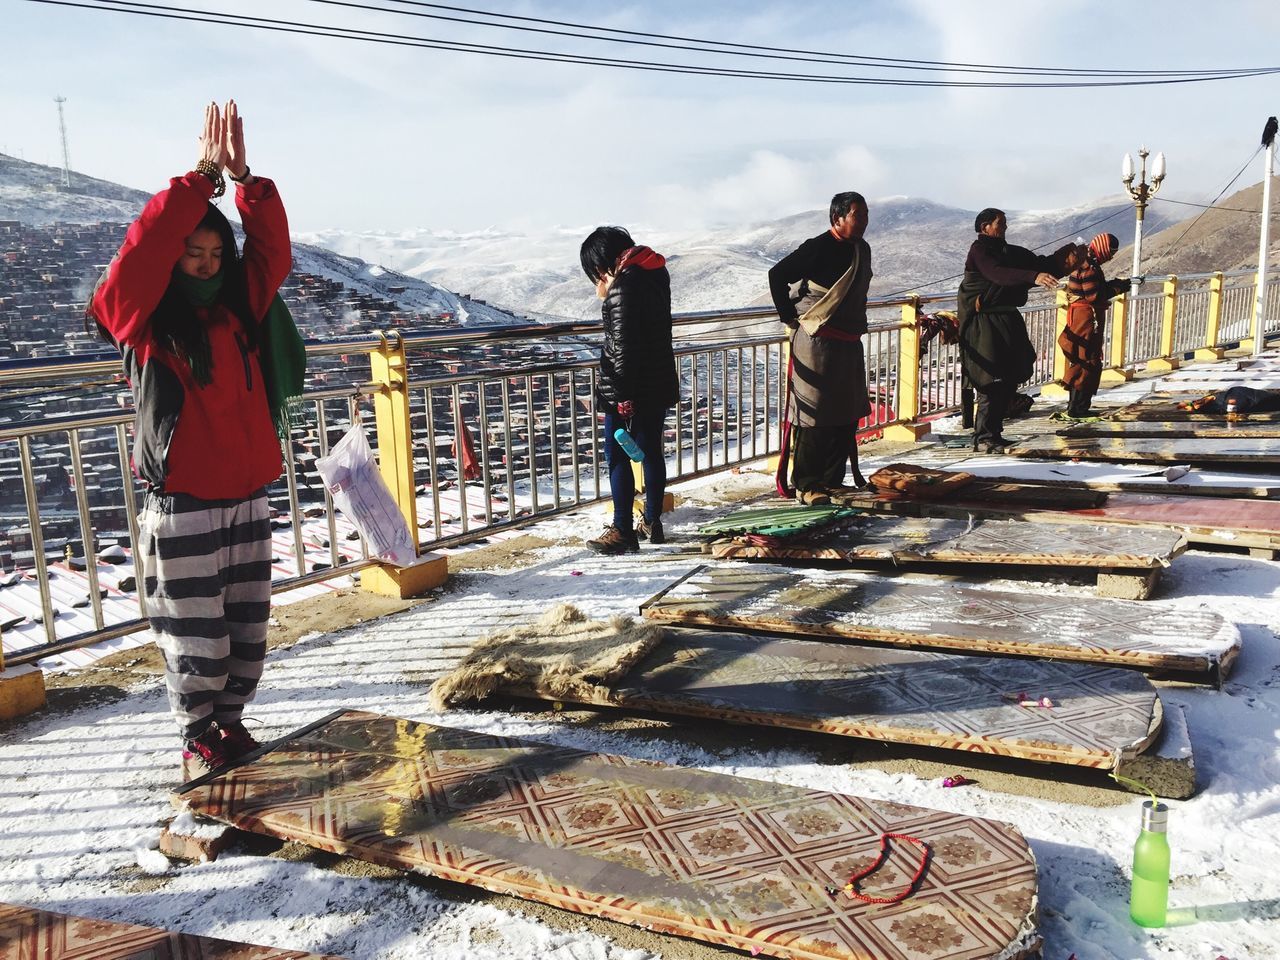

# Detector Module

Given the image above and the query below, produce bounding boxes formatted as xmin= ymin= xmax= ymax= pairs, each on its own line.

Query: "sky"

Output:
xmin=3 ymin=0 xmax=1280 ymax=236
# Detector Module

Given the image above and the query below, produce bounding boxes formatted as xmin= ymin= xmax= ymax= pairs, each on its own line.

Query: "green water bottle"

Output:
xmin=1129 ymin=800 xmax=1170 ymax=927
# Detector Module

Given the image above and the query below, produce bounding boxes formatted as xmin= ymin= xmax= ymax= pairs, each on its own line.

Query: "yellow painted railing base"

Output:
xmin=882 ymin=421 xmax=932 ymax=443
xmin=361 ymin=553 xmax=448 ymax=599
xmin=0 ymin=664 xmax=46 ymax=721
xmin=1146 ymin=357 xmax=1181 ymax=373
xmin=1039 ymin=382 xmax=1069 ymax=400
xmin=1239 ymin=337 xmax=1258 ymax=352
xmin=634 ymin=492 xmax=677 ymax=517
xmin=1194 ymin=347 xmax=1227 ymax=361
xmin=1100 ymin=367 xmax=1135 ymax=386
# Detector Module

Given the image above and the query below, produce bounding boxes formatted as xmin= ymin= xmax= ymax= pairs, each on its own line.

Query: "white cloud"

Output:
xmin=645 ymin=145 xmax=886 ymax=227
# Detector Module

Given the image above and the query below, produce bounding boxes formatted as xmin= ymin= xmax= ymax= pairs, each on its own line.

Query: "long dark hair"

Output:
xmin=85 ymin=203 xmax=256 ymax=383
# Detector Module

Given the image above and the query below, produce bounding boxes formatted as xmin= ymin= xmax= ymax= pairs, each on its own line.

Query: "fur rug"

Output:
xmin=429 ymin=604 xmax=666 ymax=710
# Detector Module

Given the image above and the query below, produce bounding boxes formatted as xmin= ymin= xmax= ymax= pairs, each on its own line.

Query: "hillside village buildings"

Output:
xmin=0 ymin=219 xmax=610 ymax=577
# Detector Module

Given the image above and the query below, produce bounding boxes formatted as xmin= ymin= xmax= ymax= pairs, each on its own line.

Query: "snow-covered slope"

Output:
xmin=0 ymin=153 xmax=150 ymax=224
xmin=288 ymin=242 xmax=529 ymax=327
xmin=0 ymin=153 xmax=523 ymax=327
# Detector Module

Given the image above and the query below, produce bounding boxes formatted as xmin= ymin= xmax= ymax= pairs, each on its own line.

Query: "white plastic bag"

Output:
xmin=315 ymin=423 xmax=417 ymax=566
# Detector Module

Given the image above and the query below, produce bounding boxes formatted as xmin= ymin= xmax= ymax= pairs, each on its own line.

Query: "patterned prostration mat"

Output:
xmin=0 ymin=902 xmax=341 ymax=959
xmin=840 ymin=485 xmax=1280 ymax=558
xmin=908 ymin=452 xmax=1280 ymax=499
xmin=1003 ymin=435 xmax=1280 ymax=466
xmin=705 ymin=514 xmax=1185 ymax=597
xmin=642 ymin=566 xmax=1239 ymax=680
xmin=176 ymin=711 xmax=1042 ymax=960
xmin=432 ymin=607 xmax=1165 ymax=773
xmin=1105 ymin=397 xmax=1280 ymax=423
xmin=1056 ymin=419 xmax=1280 ymax=439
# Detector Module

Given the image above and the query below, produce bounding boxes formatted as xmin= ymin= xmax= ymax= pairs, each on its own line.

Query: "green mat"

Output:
xmin=697 ymin=504 xmax=859 ymax=538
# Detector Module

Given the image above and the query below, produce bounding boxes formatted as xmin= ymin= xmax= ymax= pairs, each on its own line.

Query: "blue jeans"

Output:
xmin=603 ymin=407 xmax=669 ymax=531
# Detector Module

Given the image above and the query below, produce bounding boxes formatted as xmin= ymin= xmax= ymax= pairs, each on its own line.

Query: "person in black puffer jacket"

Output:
xmin=580 ymin=226 xmax=680 ymax=554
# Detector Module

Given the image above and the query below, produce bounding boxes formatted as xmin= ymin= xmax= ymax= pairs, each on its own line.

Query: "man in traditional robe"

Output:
xmin=768 ymin=192 xmax=873 ymax=504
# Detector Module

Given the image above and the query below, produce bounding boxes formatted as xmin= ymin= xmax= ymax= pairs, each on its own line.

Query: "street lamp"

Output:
xmin=1121 ymin=147 xmax=1166 ymax=298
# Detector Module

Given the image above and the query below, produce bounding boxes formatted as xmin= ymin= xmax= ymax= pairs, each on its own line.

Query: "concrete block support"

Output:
xmin=0 ymin=663 xmax=46 ymax=721
xmin=361 ymin=552 xmax=449 ymax=599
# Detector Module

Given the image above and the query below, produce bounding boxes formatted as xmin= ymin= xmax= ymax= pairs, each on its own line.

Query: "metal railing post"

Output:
xmin=884 ymin=297 xmax=930 ymax=442
xmin=1100 ymin=290 xmax=1134 ymax=385
xmin=767 ymin=333 xmax=790 ymax=475
xmin=368 ymin=331 xmax=419 ymax=546
xmin=361 ymin=334 xmax=449 ymax=599
xmin=1147 ymin=275 xmax=1181 ymax=372
xmin=1041 ymin=287 xmax=1071 ymax=400
xmin=1195 ymin=272 xmax=1227 ymax=361
xmin=1242 ymin=268 xmax=1269 ymax=353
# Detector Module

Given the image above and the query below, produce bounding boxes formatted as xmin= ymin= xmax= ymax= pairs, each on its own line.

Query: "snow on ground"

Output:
xmin=4 ymin=371 xmax=1280 ymax=959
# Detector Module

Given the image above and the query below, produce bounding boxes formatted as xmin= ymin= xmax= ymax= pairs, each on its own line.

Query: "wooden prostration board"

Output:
xmin=831 ymin=487 xmax=1280 ymax=557
xmin=1101 ymin=393 xmax=1280 ymax=423
xmin=177 ymin=711 xmax=1043 ymax=960
xmin=1004 ymin=435 xmax=1280 ymax=466
xmin=917 ymin=452 xmax=1280 ymax=499
xmin=457 ymin=619 xmax=1164 ymax=769
xmin=643 ymin=565 xmax=1238 ymax=680
xmin=1056 ymin=419 xmax=1280 ymax=439
xmin=706 ymin=514 xmax=1185 ymax=599
xmin=0 ymin=902 xmax=341 ymax=959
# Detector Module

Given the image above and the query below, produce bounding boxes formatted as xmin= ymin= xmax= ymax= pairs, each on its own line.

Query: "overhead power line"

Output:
xmin=307 ymin=0 xmax=1274 ymax=79
xmin=1159 ymin=145 xmax=1265 ymax=256
xmin=27 ymin=0 xmax=1280 ymax=88
xmin=1154 ymin=197 xmax=1260 ymax=214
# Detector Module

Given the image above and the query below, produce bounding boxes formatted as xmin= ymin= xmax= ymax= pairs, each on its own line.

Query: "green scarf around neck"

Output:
xmin=173 ymin=270 xmax=223 ymax=307
xmin=170 ymin=271 xmax=222 ymax=385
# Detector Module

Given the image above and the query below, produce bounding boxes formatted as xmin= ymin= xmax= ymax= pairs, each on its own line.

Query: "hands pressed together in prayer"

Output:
xmin=196 ymin=100 xmax=253 ymax=186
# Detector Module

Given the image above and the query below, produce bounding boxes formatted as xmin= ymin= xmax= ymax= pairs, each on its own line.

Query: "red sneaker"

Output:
xmin=183 ymin=728 xmax=231 ymax=771
xmin=219 ymin=721 xmax=261 ymax=760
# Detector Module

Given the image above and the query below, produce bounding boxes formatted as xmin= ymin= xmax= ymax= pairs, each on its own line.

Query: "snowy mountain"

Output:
xmin=0 ymin=153 xmax=524 ymax=327
xmin=5 ymin=150 xmax=1210 ymax=325
xmin=300 ymin=196 xmax=1191 ymax=320
xmin=0 ymin=153 xmax=151 ymax=224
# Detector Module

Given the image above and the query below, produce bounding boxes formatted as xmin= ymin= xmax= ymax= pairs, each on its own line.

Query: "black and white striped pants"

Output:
xmin=139 ymin=488 xmax=272 ymax=740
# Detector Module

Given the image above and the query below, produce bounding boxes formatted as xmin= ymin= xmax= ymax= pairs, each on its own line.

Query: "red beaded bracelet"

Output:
xmin=843 ymin=833 xmax=931 ymax=905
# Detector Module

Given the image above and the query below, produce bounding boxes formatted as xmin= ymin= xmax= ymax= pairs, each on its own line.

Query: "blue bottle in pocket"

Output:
xmin=614 ymin=426 xmax=645 ymax=462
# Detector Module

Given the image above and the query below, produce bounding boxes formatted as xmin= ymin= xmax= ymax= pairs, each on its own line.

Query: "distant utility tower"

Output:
xmin=54 ymin=96 xmax=71 ymax=188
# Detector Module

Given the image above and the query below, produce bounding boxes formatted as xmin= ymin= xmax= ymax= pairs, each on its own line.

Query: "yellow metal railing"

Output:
xmin=1 ymin=266 xmax=1277 ymax=666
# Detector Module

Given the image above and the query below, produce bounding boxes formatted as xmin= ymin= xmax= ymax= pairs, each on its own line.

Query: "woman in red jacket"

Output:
xmin=88 ymin=101 xmax=293 ymax=772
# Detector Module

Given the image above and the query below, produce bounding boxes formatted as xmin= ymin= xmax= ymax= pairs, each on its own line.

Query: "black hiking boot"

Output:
xmin=637 ymin=517 xmax=665 ymax=544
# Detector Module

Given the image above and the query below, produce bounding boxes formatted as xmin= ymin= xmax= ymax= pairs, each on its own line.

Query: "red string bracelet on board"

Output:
xmin=843 ymin=833 xmax=931 ymax=905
